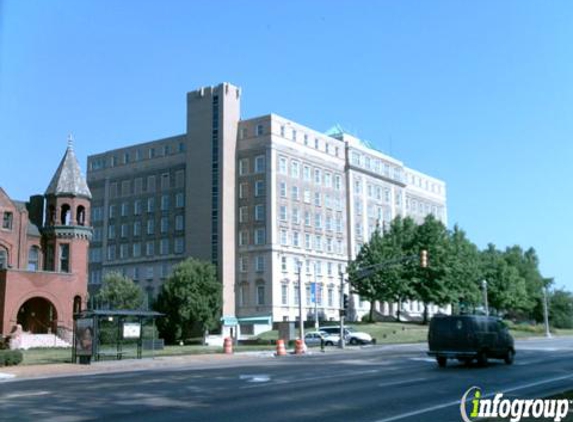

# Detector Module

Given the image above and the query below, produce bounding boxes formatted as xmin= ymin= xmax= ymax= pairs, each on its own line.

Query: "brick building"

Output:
xmin=0 ymin=140 xmax=92 ymax=342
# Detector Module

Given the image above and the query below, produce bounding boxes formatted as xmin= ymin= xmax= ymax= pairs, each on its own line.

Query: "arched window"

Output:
xmin=76 ymin=205 xmax=86 ymax=226
xmin=0 ymin=248 xmax=7 ymax=269
xmin=60 ymin=204 xmax=71 ymax=225
xmin=48 ymin=205 xmax=56 ymax=225
xmin=73 ymin=295 xmax=82 ymax=314
xmin=28 ymin=246 xmax=40 ymax=271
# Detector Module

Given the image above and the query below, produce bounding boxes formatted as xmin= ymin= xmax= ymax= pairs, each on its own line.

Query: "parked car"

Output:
xmin=304 ymin=331 xmax=340 ymax=347
xmin=320 ymin=326 xmax=374 ymax=345
xmin=427 ymin=314 xmax=515 ymax=367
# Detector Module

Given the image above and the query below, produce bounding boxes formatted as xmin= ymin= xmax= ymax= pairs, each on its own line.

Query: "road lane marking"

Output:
xmin=239 ymin=369 xmax=380 ymax=389
xmin=369 ymin=373 xmax=573 ymax=422
xmin=378 ymin=378 xmax=428 ymax=388
xmin=3 ymin=391 xmax=51 ymax=399
xmin=239 ymin=374 xmax=271 ymax=383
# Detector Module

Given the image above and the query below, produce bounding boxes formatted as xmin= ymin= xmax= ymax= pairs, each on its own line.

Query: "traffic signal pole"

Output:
xmin=339 ymin=270 xmax=345 ymax=349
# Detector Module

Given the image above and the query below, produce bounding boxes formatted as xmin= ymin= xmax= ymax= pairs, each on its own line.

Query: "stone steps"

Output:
xmin=16 ymin=333 xmax=71 ymax=350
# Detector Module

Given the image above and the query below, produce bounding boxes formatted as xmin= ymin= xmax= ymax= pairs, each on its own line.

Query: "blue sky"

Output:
xmin=1 ymin=1 xmax=571 ymax=290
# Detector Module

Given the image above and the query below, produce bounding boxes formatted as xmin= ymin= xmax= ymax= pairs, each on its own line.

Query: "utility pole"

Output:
xmin=314 ymin=262 xmax=319 ymax=331
xmin=297 ymin=260 xmax=305 ymax=342
xmin=481 ymin=279 xmax=489 ymax=316
xmin=339 ymin=269 xmax=345 ymax=349
xmin=543 ymin=286 xmax=552 ymax=338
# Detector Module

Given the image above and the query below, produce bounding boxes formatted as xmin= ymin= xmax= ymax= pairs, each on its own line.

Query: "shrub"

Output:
xmin=0 ymin=350 xmax=23 ymax=366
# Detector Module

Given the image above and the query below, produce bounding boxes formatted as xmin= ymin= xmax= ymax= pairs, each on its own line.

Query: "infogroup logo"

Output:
xmin=460 ymin=386 xmax=570 ymax=422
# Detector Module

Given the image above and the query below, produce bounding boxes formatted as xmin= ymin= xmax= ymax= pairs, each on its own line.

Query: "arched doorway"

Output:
xmin=17 ymin=297 xmax=58 ymax=334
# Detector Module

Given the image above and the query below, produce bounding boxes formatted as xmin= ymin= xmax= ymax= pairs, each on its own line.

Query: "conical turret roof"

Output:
xmin=45 ymin=136 xmax=92 ymax=199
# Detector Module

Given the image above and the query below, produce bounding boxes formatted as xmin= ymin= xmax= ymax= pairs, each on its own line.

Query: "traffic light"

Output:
xmin=343 ymin=293 xmax=349 ymax=310
xmin=420 ymin=249 xmax=428 ymax=268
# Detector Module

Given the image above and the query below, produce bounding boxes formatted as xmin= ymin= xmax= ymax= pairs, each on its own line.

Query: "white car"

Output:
xmin=304 ymin=331 xmax=341 ymax=347
xmin=319 ymin=326 xmax=374 ymax=345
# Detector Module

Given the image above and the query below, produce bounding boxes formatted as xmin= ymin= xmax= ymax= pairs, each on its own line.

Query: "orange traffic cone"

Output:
xmin=295 ymin=339 xmax=305 ymax=355
xmin=224 ymin=337 xmax=233 ymax=354
xmin=276 ymin=339 xmax=287 ymax=356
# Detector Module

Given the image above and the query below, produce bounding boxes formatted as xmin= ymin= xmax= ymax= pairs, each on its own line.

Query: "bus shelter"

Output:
xmin=73 ymin=310 xmax=163 ymax=364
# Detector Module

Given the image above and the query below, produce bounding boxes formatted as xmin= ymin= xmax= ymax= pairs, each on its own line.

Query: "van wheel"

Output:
xmin=477 ymin=351 xmax=488 ymax=367
xmin=437 ymin=357 xmax=447 ymax=367
xmin=504 ymin=349 xmax=515 ymax=365
xmin=325 ymin=341 xmax=333 ymax=346
xmin=349 ymin=338 xmax=358 ymax=346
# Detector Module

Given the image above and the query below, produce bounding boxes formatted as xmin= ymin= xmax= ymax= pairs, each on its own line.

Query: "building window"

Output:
xmin=305 ymin=233 xmax=311 ymax=249
xmin=175 ymin=215 xmax=184 ymax=231
xmin=108 ymin=224 xmax=116 ymax=239
xmin=280 ymin=182 xmax=287 ymax=198
xmin=334 ymin=175 xmax=342 ymax=191
xmin=315 ymin=213 xmax=322 ymax=229
xmin=303 ymin=166 xmax=311 ymax=181
xmin=28 ymin=246 xmax=39 ymax=271
xmin=328 ymin=287 xmax=334 ymax=307
xmin=121 ymin=224 xmax=128 ymax=238
xmin=132 ymin=243 xmax=141 ymax=257
xmin=239 ymin=182 xmax=248 ymax=199
xmin=254 ymin=155 xmax=265 ymax=173
xmin=255 ymin=204 xmax=265 ymax=222
xmin=281 ymin=284 xmax=288 ymax=305
xmin=291 ymin=185 xmax=299 ymax=201
xmin=160 ymin=217 xmax=169 ymax=234
xmin=239 ymin=158 xmax=248 ymax=175
xmin=175 ymin=193 xmax=185 ymax=208
xmin=314 ymin=169 xmax=321 ymax=185
xmin=279 ymin=206 xmax=288 ymax=221
xmin=239 ymin=257 xmax=247 ymax=273
xmin=108 ymin=205 xmax=116 ymax=219
xmin=147 ymin=197 xmax=155 ymax=213
xmin=304 ymin=211 xmax=311 ymax=227
xmin=147 ymin=219 xmax=155 ymax=235
xmin=280 ymin=230 xmax=288 ymax=245
xmin=254 ymin=228 xmax=265 ymax=245
xmin=255 ymin=180 xmax=265 ymax=197
xmin=58 ymin=244 xmax=70 ymax=272
xmin=174 ymin=237 xmax=185 ymax=254
xmin=294 ymin=283 xmax=300 ymax=305
xmin=146 ymin=241 xmax=155 ymax=256
xmin=239 ymin=206 xmax=248 ymax=223
xmin=255 ymin=256 xmax=265 ymax=272
xmin=292 ymin=207 xmax=300 ymax=224
xmin=134 ymin=200 xmax=142 ymax=215
xmin=161 ymin=195 xmax=170 ymax=211
xmin=279 ymin=156 xmax=287 ymax=174
xmin=133 ymin=221 xmax=141 ymax=236
xmin=257 ymin=285 xmax=265 ymax=305
xmin=291 ymin=161 xmax=300 ymax=178
xmin=239 ymin=230 xmax=248 ymax=246
xmin=292 ymin=231 xmax=300 ymax=247
xmin=160 ymin=239 xmax=169 ymax=255
xmin=314 ymin=192 xmax=321 ymax=207
xmin=303 ymin=189 xmax=311 ymax=204
xmin=281 ymin=256 xmax=287 ymax=272
xmin=120 ymin=243 xmax=129 ymax=259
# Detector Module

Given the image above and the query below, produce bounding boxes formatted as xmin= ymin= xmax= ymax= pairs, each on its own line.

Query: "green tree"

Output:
xmin=348 ymin=217 xmax=416 ymax=322
xmin=549 ymin=288 xmax=573 ymax=329
xmin=445 ymin=225 xmax=482 ymax=313
xmin=410 ymin=215 xmax=452 ymax=324
xmin=95 ymin=272 xmax=144 ymax=310
xmin=154 ymin=258 xmax=221 ymax=344
xmin=480 ymin=244 xmax=529 ymax=315
xmin=503 ymin=246 xmax=545 ymax=320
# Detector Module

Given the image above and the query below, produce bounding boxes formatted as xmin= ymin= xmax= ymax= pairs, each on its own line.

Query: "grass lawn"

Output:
xmin=19 ymin=343 xmax=277 ymax=366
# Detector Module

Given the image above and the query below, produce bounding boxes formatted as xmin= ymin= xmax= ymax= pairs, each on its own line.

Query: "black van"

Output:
xmin=427 ymin=315 xmax=515 ymax=367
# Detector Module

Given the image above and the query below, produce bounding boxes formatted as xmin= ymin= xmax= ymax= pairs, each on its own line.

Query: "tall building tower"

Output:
xmin=43 ymin=139 xmax=92 ymax=305
xmin=186 ymin=83 xmax=240 ymax=322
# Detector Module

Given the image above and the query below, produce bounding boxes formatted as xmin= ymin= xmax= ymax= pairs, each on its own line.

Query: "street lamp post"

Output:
xmin=297 ymin=260 xmax=305 ymax=342
xmin=339 ymin=269 xmax=346 ymax=349
xmin=543 ymin=286 xmax=552 ymax=338
xmin=481 ymin=280 xmax=489 ymax=316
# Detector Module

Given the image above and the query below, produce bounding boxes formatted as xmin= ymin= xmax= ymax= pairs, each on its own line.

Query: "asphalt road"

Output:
xmin=2 ymin=337 xmax=573 ymax=422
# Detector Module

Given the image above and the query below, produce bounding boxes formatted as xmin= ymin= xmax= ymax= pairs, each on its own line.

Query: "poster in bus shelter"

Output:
xmin=75 ymin=318 xmax=94 ymax=356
